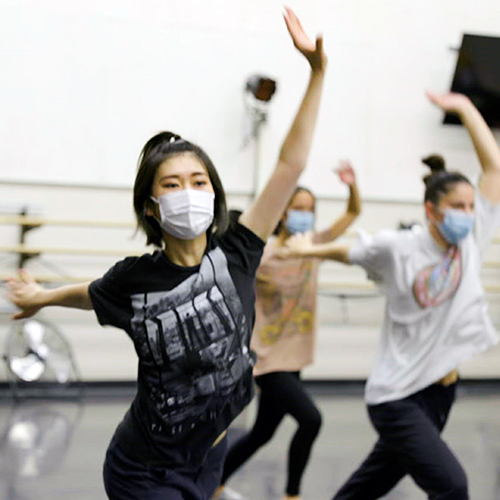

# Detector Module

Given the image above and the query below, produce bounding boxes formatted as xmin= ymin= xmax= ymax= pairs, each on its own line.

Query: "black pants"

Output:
xmin=221 ymin=371 xmax=322 ymax=496
xmin=333 ymin=383 xmax=468 ymax=500
xmin=103 ymin=435 xmax=227 ymax=500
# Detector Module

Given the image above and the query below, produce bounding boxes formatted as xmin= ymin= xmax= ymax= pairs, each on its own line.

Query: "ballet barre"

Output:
xmin=1 ymin=216 xmax=499 ymax=243
xmin=0 ymin=245 xmax=144 ymax=257
xmin=0 ymin=211 xmax=140 ymax=268
xmin=0 ymin=215 xmax=135 ymax=229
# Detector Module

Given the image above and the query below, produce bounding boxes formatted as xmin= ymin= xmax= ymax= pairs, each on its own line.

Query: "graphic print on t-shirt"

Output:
xmin=257 ymin=258 xmax=315 ymax=346
xmin=129 ymin=247 xmax=253 ymax=428
xmin=413 ymin=246 xmax=462 ymax=308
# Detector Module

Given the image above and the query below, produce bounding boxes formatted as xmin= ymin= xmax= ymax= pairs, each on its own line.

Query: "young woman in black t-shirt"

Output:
xmin=7 ymin=8 xmax=327 ymax=500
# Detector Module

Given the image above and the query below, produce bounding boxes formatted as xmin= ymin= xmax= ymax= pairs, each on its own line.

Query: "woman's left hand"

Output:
xmin=335 ymin=160 xmax=356 ymax=186
xmin=283 ymin=6 xmax=327 ymax=73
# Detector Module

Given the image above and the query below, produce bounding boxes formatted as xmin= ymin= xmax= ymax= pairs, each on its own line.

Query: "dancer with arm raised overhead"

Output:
xmin=283 ymin=92 xmax=500 ymax=500
xmin=7 ymin=7 xmax=327 ymax=500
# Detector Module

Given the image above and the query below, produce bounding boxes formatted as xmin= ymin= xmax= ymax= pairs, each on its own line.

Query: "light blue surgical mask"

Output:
xmin=437 ymin=209 xmax=475 ymax=245
xmin=285 ymin=210 xmax=315 ymax=235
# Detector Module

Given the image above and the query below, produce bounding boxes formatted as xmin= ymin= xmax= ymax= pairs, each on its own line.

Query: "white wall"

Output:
xmin=0 ymin=0 xmax=500 ymax=200
xmin=0 ymin=0 xmax=499 ymax=381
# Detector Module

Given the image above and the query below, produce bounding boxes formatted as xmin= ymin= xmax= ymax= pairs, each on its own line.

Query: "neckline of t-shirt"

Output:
xmin=421 ymin=226 xmax=451 ymax=256
xmin=156 ymin=249 xmax=202 ymax=272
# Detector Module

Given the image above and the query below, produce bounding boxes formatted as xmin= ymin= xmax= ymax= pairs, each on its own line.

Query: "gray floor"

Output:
xmin=0 ymin=387 xmax=499 ymax=500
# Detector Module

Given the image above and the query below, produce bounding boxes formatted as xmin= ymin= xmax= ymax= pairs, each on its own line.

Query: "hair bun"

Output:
xmin=422 ymin=154 xmax=446 ymax=185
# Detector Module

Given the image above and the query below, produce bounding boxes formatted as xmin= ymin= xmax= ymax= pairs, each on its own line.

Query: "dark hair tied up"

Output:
xmin=133 ymin=131 xmax=228 ymax=247
xmin=422 ymin=154 xmax=471 ymax=204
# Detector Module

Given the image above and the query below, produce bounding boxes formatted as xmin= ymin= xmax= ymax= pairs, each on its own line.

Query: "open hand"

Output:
xmin=6 ymin=270 xmax=45 ymax=320
xmin=334 ymin=160 xmax=356 ymax=185
xmin=283 ymin=231 xmax=315 ymax=257
xmin=284 ymin=6 xmax=327 ymax=72
xmin=426 ymin=91 xmax=472 ymax=115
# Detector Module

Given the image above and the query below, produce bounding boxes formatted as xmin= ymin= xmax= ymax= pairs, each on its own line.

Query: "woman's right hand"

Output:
xmin=283 ymin=231 xmax=315 ymax=258
xmin=426 ymin=91 xmax=472 ymax=116
xmin=283 ymin=6 xmax=327 ymax=73
xmin=6 ymin=270 xmax=46 ymax=320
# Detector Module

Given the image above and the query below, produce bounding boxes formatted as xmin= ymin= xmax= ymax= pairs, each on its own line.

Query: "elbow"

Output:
xmin=278 ymin=155 xmax=307 ymax=175
xmin=346 ymin=205 xmax=362 ymax=221
xmin=350 ymin=205 xmax=362 ymax=218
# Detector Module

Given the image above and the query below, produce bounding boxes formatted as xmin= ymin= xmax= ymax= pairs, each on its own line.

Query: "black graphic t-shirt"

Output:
xmin=88 ymin=222 xmax=264 ymax=469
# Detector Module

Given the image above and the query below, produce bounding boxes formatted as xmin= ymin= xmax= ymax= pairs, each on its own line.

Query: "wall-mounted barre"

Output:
xmin=1 ymin=215 xmax=499 ymax=244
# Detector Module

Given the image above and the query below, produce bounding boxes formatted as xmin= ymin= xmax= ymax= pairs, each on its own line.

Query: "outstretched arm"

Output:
xmin=427 ymin=91 xmax=500 ymax=204
xmin=239 ymin=7 xmax=327 ymax=240
xmin=281 ymin=232 xmax=351 ymax=264
xmin=6 ymin=270 xmax=92 ymax=320
xmin=314 ymin=161 xmax=361 ymax=244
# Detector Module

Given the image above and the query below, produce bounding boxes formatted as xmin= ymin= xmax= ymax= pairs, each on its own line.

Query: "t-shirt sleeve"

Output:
xmin=219 ymin=222 xmax=266 ymax=275
xmin=88 ymin=258 xmax=133 ymax=331
xmin=474 ymin=188 xmax=500 ymax=255
xmin=348 ymin=229 xmax=397 ymax=284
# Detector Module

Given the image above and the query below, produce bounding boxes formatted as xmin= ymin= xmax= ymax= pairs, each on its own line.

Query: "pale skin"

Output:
xmin=7 ymin=10 xmax=325 ymax=498
xmin=281 ymin=92 xmax=500 ymax=388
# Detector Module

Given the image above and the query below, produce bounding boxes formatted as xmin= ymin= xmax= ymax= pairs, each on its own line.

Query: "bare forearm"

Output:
xmin=347 ymin=183 xmax=361 ymax=216
xmin=278 ymin=69 xmax=326 ymax=171
xmin=295 ymin=243 xmax=351 ymax=263
xmin=459 ymin=103 xmax=500 ymax=175
xmin=41 ymin=283 xmax=92 ymax=310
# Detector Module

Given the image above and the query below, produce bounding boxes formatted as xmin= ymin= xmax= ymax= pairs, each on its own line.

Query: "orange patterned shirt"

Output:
xmin=251 ymin=237 xmax=320 ymax=376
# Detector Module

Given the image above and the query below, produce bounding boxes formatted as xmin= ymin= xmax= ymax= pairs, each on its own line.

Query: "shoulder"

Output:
xmin=113 ymin=252 xmax=159 ymax=273
xmin=349 ymin=228 xmax=407 ymax=268
xmin=93 ymin=251 xmax=161 ymax=287
xmin=358 ymin=228 xmax=401 ymax=251
xmin=215 ymin=222 xmax=266 ymax=273
xmin=217 ymin=222 xmax=265 ymax=254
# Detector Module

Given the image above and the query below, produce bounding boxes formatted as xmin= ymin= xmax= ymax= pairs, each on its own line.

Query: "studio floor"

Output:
xmin=0 ymin=385 xmax=499 ymax=500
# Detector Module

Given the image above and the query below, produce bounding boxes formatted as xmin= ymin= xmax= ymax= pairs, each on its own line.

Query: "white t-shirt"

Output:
xmin=349 ymin=189 xmax=500 ymax=405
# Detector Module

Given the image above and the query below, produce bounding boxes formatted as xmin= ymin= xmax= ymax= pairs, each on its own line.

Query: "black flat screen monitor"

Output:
xmin=444 ymin=33 xmax=500 ymax=128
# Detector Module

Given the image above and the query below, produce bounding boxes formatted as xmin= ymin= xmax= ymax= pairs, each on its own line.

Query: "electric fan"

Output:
xmin=3 ymin=319 xmax=80 ymax=397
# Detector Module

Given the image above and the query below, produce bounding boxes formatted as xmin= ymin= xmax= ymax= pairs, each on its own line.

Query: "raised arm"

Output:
xmin=314 ymin=160 xmax=361 ymax=244
xmin=427 ymin=91 xmax=500 ymax=204
xmin=281 ymin=232 xmax=351 ymax=264
xmin=6 ymin=270 xmax=92 ymax=320
xmin=239 ymin=7 xmax=327 ymax=240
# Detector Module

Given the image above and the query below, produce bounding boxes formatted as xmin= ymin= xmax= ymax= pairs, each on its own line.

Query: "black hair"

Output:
xmin=422 ymin=154 xmax=472 ymax=205
xmin=273 ymin=186 xmax=316 ymax=236
xmin=133 ymin=131 xmax=228 ymax=247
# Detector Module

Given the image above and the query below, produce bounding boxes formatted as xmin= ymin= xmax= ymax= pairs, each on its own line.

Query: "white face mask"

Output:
xmin=150 ymin=189 xmax=215 ymax=240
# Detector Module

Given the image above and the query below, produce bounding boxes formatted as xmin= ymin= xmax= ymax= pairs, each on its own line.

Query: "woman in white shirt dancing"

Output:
xmin=282 ymin=91 xmax=500 ymax=500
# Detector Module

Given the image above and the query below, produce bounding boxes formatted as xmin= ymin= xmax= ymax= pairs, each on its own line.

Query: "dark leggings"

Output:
xmin=333 ymin=383 xmax=468 ymax=500
xmin=221 ymin=371 xmax=322 ymax=496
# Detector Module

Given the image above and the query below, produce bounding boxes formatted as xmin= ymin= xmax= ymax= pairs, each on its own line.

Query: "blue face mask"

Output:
xmin=285 ymin=210 xmax=315 ymax=235
xmin=437 ymin=209 xmax=475 ymax=245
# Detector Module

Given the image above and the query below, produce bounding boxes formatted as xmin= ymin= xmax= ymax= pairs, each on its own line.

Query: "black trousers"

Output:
xmin=333 ymin=383 xmax=468 ymax=500
xmin=103 ymin=435 xmax=227 ymax=500
xmin=221 ymin=371 xmax=322 ymax=496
